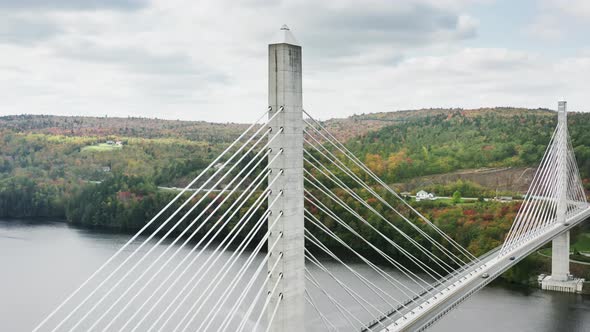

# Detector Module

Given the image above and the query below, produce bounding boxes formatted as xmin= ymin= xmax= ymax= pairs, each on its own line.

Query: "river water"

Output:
xmin=1 ymin=219 xmax=589 ymax=331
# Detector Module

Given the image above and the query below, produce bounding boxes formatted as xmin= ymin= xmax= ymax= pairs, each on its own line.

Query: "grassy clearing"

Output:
xmin=437 ymin=197 xmax=477 ymax=205
xmin=573 ymin=232 xmax=590 ymax=252
xmin=413 ymin=197 xmax=478 ymax=207
xmin=82 ymin=143 xmax=123 ymax=152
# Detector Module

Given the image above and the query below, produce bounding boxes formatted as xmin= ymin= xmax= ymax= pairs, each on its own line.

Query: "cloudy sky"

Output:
xmin=0 ymin=0 xmax=589 ymax=123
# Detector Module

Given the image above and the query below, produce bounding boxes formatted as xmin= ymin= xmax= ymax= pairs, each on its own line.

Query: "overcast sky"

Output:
xmin=0 ymin=0 xmax=588 ymax=123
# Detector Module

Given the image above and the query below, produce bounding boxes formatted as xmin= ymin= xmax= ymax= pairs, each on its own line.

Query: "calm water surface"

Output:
xmin=0 ymin=219 xmax=589 ymax=331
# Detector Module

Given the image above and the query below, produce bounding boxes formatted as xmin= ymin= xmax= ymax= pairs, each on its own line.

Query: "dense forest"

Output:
xmin=0 ymin=115 xmax=246 ymax=217
xmin=343 ymin=108 xmax=590 ymax=183
xmin=1 ymin=109 xmax=589 ymax=281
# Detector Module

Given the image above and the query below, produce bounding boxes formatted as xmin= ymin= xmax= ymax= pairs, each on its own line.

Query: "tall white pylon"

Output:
xmin=500 ymin=100 xmax=587 ymax=256
xmin=267 ymin=25 xmax=305 ymax=331
xmin=552 ymin=101 xmax=571 ymax=281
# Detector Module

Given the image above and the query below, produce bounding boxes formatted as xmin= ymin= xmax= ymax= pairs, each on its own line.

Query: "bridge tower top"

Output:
xmin=270 ymin=24 xmax=299 ymax=46
xmin=558 ymin=100 xmax=567 ymax=124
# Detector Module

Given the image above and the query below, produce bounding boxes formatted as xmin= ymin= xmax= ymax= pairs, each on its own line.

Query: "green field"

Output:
xmin=572 ymin=232 xmax=590 ymax=252
xmin=433 ymin=197 xmax=467 ymax=204
xmin=81 ymin=143 xmax=123 ymax=152
xmin=412 ymin=197 xmax=478 ymax=207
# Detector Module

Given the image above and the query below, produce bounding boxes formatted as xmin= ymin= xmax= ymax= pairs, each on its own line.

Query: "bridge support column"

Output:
xmin=551 ymin=101 xmax=570 ymax=282
xmin=551 ymin=232 xmax=570 ymax=281
xmin=266 ymin=25 xmax=305 ymax=332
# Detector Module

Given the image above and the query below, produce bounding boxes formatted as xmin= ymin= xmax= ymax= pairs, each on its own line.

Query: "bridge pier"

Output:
xmin=541 ymin=230 xmax=583 ymax=293
xmin=266 ymin=25 xmax=305 ymax=331
xmin=551 ymin=232 xmax=570 ymax=281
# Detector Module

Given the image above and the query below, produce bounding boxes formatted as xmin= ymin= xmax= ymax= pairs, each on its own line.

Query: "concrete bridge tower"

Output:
xmin=551 ymin=101 xmax=570 ymax=282
xmin=266 ymin=25 xmax=305 ymax=331
xmin=541 ymin=101 xmax=584 ymax=293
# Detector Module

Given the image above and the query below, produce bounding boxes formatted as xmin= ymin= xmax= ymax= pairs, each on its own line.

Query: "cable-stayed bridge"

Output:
xmin=33 ymin=26 xmax=589 ymax=332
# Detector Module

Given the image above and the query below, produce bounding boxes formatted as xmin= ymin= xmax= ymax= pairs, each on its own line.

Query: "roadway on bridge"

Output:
xmin=376 ymin=205 xmax=590 ymax=332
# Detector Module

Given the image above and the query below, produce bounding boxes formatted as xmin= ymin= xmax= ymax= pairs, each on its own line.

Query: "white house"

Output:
xmin=416 ymin=190 xmax=435 ymax=201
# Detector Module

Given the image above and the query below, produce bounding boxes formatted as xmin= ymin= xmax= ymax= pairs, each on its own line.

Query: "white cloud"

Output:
xmin=524 ymin=14 xmax=564 ymax=40
xmin=525 ymin=0 xmax=590 ymax=40
xmin=0 ymin=0 xmax=146 ymax=11
xmin=0 ymin=0 xmax=587 ymax=123
xmin=543 ymin=0 xmax=590 ymax=19
xmin=304 ymin=48 xmax=590 ymax=120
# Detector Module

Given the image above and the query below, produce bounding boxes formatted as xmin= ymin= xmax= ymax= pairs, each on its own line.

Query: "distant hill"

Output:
xmin=313 ymin=107 xmax=590 ymax=188
xmin=1 ymin=107 xmax=558 ymax=143
xmin=1 ymin=107 xmax=589 ymax=191
xmin=321 ymin=107 xmax=555 ymax=142
xmin=0 ymin=114 xmax=249 ymax=143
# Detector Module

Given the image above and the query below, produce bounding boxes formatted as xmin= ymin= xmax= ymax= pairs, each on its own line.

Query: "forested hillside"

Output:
xmin=0 ymin=114 xmax=248 ymax=142
xmin=2 ymin=108 xmax=589 ymax=221
xmin=0 ymin=115 xmax=247 ymax=218
xmin=336 ymin=108 xmax=590 ymax=184
xmin=1 ymin=109 xmax=589 ymax=280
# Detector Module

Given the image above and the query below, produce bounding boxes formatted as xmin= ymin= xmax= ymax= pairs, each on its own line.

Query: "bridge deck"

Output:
xmin=372 ymin=205 xmax=590 ymax=332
